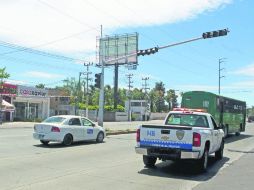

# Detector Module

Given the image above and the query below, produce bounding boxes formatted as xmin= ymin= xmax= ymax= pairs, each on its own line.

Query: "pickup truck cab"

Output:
xmin=135 ymin=108 xmax=224 ymax=171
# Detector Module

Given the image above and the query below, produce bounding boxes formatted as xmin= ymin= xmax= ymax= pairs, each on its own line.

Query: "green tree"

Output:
xmin=166 ymin=89 xmax=178 ymax=111
xmin=132 ymin=88 xmax=145 ymax=100
xmin=154 ymin=82 xmax=166 ymax=112
xmin=104 ymin=85 xmax=113 ymax=106
xmin=0 ymin=67 xmax=10 ymax=84
xmin=62 ymin=77 xmax=85 ymax=103
xmin=35 ymin=83 xmax=45 ymax=89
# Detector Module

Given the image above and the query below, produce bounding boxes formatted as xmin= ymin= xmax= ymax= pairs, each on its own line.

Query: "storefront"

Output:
xmin=13 ymin=85 xmax=50 ymax=121
xmin=0 ymin=83 xmax=17 ymax=122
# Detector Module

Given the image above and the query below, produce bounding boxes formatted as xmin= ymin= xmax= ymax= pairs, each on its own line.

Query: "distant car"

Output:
xmin=248 ymin=116 xmax=254 ymax=123
xmin=33 ymin=115 xmax=105 ymax=146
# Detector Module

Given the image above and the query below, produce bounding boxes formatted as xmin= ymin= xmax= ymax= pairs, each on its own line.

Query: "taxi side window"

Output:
xmin=81 ymin=118 xmax=93 ymax=127
xmin=68 ymin=118 xmax=81 ymax=126
xmin=210 ymin=116 xmax=218 ymax=129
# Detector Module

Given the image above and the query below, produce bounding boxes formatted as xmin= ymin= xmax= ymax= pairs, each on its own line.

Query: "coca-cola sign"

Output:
xmin=18 ymin=85 xmax=48 ymax=97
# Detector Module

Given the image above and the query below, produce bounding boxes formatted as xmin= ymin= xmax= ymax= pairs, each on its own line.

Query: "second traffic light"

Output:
xmin=94 ymin=73 xmax=102 ymax=88
xmin=137 ymin=47 xmax=158 ymax=56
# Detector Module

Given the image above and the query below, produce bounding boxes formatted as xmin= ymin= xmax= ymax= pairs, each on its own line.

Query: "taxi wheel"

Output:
xmin=96 ymin=132 xmax=104 ymax=143
xmin=40 ymin=140 xmax=49 ymax=145
xmin=62 ymin=134 xmax=73 ymax=146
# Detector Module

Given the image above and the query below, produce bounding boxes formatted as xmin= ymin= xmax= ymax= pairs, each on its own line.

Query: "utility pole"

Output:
xmin=84 ymin=62 xmax=93 ymax=118
xmin=76 ymin=72 xmax=82 ymax=115
xmin=142 ymin=77 xmax=150 ymax=121
xmin=126 ymin=74 xmax=133 ymax=121
xmin=142 ymin=77 xmax=150 ymax=94
xmin=219 ymin=58 xmax=226 ymax=95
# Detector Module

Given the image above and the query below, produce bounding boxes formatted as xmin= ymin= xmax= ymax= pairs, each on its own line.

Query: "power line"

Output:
xmin=0 ymin=28 xmax=95 ymax=56
xmin=0 ymin=54 xmax=81 ymax=72
xmin=0 ymin=40 xmax=86 ymax=63
xmin=37 ymin=0 xmax=100 ymax=33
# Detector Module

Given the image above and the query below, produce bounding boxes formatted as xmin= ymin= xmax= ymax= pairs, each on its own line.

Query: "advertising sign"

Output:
xmin=18 ymin=86 xmax=48 ymax=97
xmin=0 ymin=83 xmax=17 ymax=96
xmin=98 ymin=33 xmax=138 ymax=65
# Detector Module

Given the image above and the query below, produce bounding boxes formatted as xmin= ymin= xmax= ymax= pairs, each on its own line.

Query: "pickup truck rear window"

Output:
xmin=165 ymin=113 xmax=209 ymax=128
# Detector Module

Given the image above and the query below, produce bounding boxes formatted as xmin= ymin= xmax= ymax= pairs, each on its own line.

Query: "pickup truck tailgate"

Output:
xmin=140 ymin=125 xmax=193 ymax=150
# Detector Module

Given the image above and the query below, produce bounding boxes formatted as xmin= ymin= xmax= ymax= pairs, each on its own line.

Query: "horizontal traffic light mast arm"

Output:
xmin=158 ymin=37 xmax=203 ymax=50
xmin=100 ymin=28 xmax=229 ymax=63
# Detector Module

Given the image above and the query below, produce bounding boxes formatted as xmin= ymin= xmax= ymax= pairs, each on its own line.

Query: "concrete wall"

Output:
xmin=104 ymin=112 xmax=115 ymax=122
xmin=115 ymin=112 xmax=128 ymax=122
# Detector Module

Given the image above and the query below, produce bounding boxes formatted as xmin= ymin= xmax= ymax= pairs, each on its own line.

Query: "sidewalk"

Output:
xmin=0 ymin=120 xmax=164 ymax=132
xmin=194 ymin=148 xmax=254 ymax=190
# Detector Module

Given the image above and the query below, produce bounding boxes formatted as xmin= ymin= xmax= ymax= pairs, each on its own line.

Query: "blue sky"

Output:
xmin=0 ymin=0 xmax=254 ymax=106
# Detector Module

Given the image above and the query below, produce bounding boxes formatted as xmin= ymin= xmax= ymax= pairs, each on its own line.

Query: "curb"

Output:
xmin=106 ymin=130 xmax=136 ymax=136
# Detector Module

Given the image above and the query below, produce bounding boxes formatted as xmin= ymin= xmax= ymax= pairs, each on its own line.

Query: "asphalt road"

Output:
xmin=0 ymin=123 xmax=254 ymax=190
xmin=0 ymin=120 xmax=164 ymax=131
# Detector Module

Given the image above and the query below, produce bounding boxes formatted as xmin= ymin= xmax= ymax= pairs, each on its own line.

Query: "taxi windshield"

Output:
xmin=165 ymin=113 xmax=209 ymax=128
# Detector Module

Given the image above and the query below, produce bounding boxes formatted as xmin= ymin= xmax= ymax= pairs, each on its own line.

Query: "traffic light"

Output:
xmin=94 ymin=73 xmax=101 ymax=88
xmin=202 ymin=29 xmax=229 ymax=39
xmin=137 ymin=47 xmax=159 ymax=56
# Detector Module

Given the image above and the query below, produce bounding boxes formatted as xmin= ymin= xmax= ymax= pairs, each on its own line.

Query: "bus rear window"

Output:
xmin=165 ymin=114 xmax=209 ymax=128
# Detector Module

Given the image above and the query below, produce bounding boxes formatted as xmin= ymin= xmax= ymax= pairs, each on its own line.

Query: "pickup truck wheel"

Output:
xmin=143 ymin=155 xmax=157 ymax=168
xmin=198 ymin=148 xmax=209 ymax=172
xmin=215 ymin=139 xmax=224 ymax=160
xmin=40 ymin=140 xmax=49 ymax=145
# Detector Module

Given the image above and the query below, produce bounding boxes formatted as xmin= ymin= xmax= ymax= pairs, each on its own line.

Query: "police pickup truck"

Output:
xmin=135 ymin=108 xmax=224 ymax=171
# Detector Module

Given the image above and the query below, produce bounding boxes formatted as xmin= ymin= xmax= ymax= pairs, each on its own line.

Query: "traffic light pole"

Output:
xmin=98 ymin=25 xmax=104 ymax=127
xmin=98 ymin=61 xmax=104 ymax=127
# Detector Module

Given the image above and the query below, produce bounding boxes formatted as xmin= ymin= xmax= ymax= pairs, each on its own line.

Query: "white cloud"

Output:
xmin=5 ymin=79 xmax=27 ymax=85
xmin=0 ymin=0 xmax=231 ymax=54
xmin=230 ymin=64 xmax=254 ymax=77
xmin=25 ymin=71 xmax=63 ymax=79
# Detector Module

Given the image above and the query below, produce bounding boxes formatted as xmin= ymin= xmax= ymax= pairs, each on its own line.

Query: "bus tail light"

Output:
xmin=193 ymin=132 xmax=201 ymax=147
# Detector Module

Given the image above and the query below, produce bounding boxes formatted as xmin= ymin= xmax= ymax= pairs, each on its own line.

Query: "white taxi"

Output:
xmin=33 ymin=115 xmax=105 ymax=146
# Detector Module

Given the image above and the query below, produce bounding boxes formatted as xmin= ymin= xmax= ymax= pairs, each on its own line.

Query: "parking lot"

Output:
xmin=0 ymin=122 xmax=254 ymax=190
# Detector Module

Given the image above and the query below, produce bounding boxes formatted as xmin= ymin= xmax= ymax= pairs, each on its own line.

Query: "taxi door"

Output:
xmin=81 ymin=118 xmax=97 ymax=140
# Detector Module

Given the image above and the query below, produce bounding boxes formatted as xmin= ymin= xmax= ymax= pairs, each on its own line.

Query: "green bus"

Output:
xmin=181 ymin=91 xmax=246 ymax=137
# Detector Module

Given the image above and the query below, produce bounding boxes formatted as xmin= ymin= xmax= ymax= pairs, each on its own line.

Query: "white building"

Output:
xmin=13 ymin=85 xmax=50 ymax=121
xmin=125 ymin=100 xmax=150 ymax=121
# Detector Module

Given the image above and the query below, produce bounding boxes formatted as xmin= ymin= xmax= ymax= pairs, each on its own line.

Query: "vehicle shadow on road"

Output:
xmin=225 ymin=134 xmax=253 ymax=144
xmin=138 ymin=156 xmax=229 ymax=181
xmin=33 ymin=141 xmax=105 ymax=148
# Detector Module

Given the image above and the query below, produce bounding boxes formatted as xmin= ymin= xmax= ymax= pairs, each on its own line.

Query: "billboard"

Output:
xmin=98 ymin=33 xmax=138 ymax=66
xmin=0 ymin=83 xmax=17 ymax=96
